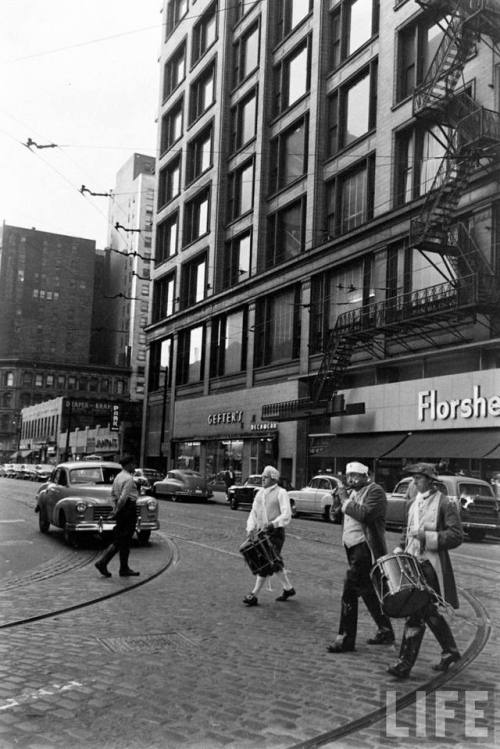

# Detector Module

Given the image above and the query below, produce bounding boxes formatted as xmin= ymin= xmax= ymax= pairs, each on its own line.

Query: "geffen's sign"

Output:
xmin=418 ymin=385 xmax=500 ymax=422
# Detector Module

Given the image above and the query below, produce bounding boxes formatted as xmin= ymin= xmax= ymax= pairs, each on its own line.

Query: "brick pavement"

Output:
xmin=0 ymin=511 xmax=497 ymax=749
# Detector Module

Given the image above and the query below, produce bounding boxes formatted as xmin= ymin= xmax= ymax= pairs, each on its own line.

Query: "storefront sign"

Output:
xmin=111 ymin=404 xmax=120 ymax=431
xmin=250 ymin=422 xmax=278 ymax=431
xmin=418 ymin=385 xmax=500 ymax=423
xmin=95 ymin=437 xmax=119 ymax=451
xmin=207 ymin=410 xmax=243 ymax=425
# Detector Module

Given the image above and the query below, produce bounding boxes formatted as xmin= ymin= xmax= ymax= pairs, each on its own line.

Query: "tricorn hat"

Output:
xmin=405 ymin=462 xmax=437 ymax=479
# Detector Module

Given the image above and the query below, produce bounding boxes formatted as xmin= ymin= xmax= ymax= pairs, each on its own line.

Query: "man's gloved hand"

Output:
xmin=393 ymin=546 xmax=404 ymax=554
xmin=265 ymin=523 xmax=274 ymax=533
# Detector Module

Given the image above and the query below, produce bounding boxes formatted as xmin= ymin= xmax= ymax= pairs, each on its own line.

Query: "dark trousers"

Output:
xmin=339 ymin=541 xmax=394 ymax=648
xmin=397 ymin=560 xmax=458 ymax=671
xmin=97 ymin=502 xmax=136 ymax=571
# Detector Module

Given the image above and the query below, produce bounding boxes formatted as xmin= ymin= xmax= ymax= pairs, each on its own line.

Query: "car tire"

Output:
xmin=290 ymin=500 xmax=298 ymax=518
xmin=323 ymin=506 xmax=334 ymax=523
xmin=38 ymin=507 xmax=50 ymax=533
xmin=60 ymin=512 xmax=79 ymax=548
xmin=230 ymin=498 xmax=238 ymax=510
xmin=136 ymin=530 xmax=151 ymax=545
xmin=329 ymin=505 xmax=342 ymax=524
xmin=467 ymin=528 xmax=486 ymax=542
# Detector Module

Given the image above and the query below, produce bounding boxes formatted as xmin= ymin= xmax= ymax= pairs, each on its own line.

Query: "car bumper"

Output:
xmin=462 ymin=521 xmax=500 ymax=530
xmin=66 ymin=521 xmax=160 ymax=533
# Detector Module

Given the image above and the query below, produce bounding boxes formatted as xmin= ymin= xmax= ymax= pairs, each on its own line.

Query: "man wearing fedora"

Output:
xmin=387 ymin=462 xmax=463 ymax=679
xmin=327 ymin=461 xmax=394 ymax=653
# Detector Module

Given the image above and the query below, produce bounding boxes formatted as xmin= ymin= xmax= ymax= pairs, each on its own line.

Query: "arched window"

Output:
xmin=5 ymin=372 xmax=14 ymax=387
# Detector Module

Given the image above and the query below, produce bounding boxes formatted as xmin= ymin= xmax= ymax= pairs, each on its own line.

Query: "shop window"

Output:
xmin=223 ymin=231 xmax=251 ymax=288
xmin=149 ymin=337 xmax=172 ymax=391
xmin=394 ymin=123 xmax=447 ymax=207
xmin=276 ymin=0 xmax=312 ymax=41
xmin=156 ymin=212 xmax=178 ymax=265
xmin=254 ymin=286 xmax=301 ymax=366
xmin=180 ymin=253 xmax=206 ymax=308
xmin=166 ymin=0 xmax=188 ymax=38
xmin=265 ymin=196 xmax=306 ymax=270
xmin=183 ymin=186 xmax=210 ymax=245
xmin=160 ymin=98 xmax=183 ymax=156
xmin=158 ymin=156 xmax=181 ymax=209
xmin=177 ymin=325 xmax=205 ymax=384
xmin=152 ymin=273 xmax=176 ymax=322
xmin=327 ymin=61 xmax=377 ymax=156
xmin=192 ymin=3 xmax=217 ymax=66
xmin=210 ymin=308 xmax=247 ymax=376
xmin=186 ymin=122 xmax=213 ymax=184
xmin=163 ymin=41 xmax=186 ymax=101
xmin=329 ymin=0 xmax=379 ymax=71
xmin=230 ymin=88 xmax=257 ymax=152
xmin=227 ymin=159 xmax=254 ymax=222
xmin=189 ymin=62 xmax=215 ymax=124
xmin=175 ymin=441 xmax=201 ymax=471
xmin=273 ymin=37 xmax=311 ymax=115
xmin=325 ymin=154 xmax=375 ymax=237
xmin=269 ymin=115 xmax=308 ymax=193
xmin=233 ymin=22 xmax=260 ymax=87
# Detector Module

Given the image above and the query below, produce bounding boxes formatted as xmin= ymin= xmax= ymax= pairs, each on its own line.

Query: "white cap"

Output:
xmin=346 ymin=461 xmax=369 ymax=475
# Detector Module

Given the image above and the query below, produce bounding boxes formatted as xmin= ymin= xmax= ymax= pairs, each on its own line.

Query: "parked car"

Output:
xmin=33 ymin=464 xmax=55 ymax=482
xmin=386 ymin=473 xmax=500 ymax=541
xmin=207 ymin=470 xmax=243 ymax=494
xmin=4 ymin=464 xmax=18 ymax=478
xmin=152 ymin=469 xmax=213 ymax=501
xmin=133 ymin=467 xmax=164 ymax=492
xmin=288 ymin=474 xmax=343 ymax=523
xmin=35 ymin=460 xmax=160 ymax=547
xmin=20 ymin=465 xmax=38 ymax=481
xmin=228 ymin=475 xmax=294 ymax=511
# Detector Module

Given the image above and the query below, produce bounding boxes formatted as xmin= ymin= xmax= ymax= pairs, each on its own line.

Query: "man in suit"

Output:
xmin=327 ymin=461 xmax=394 ymax=653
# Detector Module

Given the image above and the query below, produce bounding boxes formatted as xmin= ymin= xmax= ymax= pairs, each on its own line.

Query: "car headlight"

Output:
xmin=76 ymin=501 xmax=87 ymax=513
xmin=146 ymin=499 xmax=157 ymax=511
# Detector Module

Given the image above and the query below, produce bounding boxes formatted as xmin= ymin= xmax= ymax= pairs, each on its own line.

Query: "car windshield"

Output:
xmin=457 ymin=481 xmax=494 ymax=499
xmin=246 ymin=476 xmax=262 ymax=486
xmin=69 ymin=467 xmax=121 ymax=485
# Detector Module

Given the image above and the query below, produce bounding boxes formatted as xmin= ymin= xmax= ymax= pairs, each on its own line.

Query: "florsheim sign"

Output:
xmin=418 ymin=385 xmax=500 ymax=423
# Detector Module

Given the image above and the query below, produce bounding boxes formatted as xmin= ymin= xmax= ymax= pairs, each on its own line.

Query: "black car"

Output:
xmin=228 ymin=475 xmax=294 ymax=511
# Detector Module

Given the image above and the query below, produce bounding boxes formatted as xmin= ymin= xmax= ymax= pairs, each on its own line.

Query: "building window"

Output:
xmin=160 ymin=98 xmax=183 ymax=156
xmin=327 ymin=62 xmax=377 ymax=156
xmin=189 ymin=62 xmax=215 ymax=124
xmin=35 ymin=374 xmax=43 ymax=387
xmin=163 ymin=42 xmax=186 ymax=101
xmin=181 ymin=253 xmax=207 ymax=307
xmin=265 ymin=197 xmax=306 ymax=269
xmin=227 ymin=159 xmax=254 ymax=221
xmin=254 ymin=286 xmax=301 ymax=366
xmin=177 ymin=325 xmax=205 ymax=384
xmin=158 ymin=156 xmax=181 ymax=209
xmin=183 ymin=186 xmax=210 ymax=245
xmin=67 ymin=376 xmax=76 ymax=390
xmin=223 ymin=231 xmax=251 ymax=287
xmin=394 ymin=124 xmax=446 ymax=206
xmin=192 ymin=3 xmax=217 ymax=66
xmin=5 ymin=372 xmax=14 ymax=387
xmin=325 ymin=155 xmax=375 ymax=237
xmin=210 ymin=308 xmax=247 ymax=376
xmin=230 ymin=89 xmax=257 ymax=152
xmin=115 ymin=380 xmax=125 ymax=395
xmin=46 ymin=374 xmax=54 ymax=387
xmin=22 ymin=372 xmax=32 ymax=386
xmin=156 ymin=212 xmax=178 ymax=265
xmin=141 ymin=284 xmax=150 ymax=296
xmin=274 ymin=38 xmax=310 ymax=115
xmin=57 ymin=375 xmax=65 ymax=388
xmin=152 ymin=273 xmax=176 ymax=322
xmin=186 ymin=122 xmax=213 ymax=184
xmin=269 ymin=115 xmax=308 ymax=193
xmin=396 ymin=15 xmax=448 ymax=103
xmin=276 ymin=0 xmax=312 ymax=41
xmin=149 ymin=338 xmax=172 ymax=391
xmin=89 ymin=378 xmax=98 ymax=392
xmin=166 ymin=0 xmax=188 ymax=37
xmin=233 ymin=22 xmax=260 ymax=87
xmin=329 ymin=0 xmax=379 ymax=71
xmin=101 ymin=379 xmax=110 ymax=393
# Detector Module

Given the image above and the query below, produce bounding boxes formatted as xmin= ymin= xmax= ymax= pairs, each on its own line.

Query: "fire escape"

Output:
xmin=262 ymin=0 xmax=500 ymax=422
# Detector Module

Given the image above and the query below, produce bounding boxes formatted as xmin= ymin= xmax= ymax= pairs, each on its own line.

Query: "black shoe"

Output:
xmin=276 ymin=587 xmax=296 ymax=601
xmin=243 ymin=593 xmax=258 ymax=606
xmin=387 ymin=662 xmax=411 ymax=679
xmin=367 ymin=629 xmax=395 ymax=645
xmin=327 ymin=639 xmax=355 ymax=653
xmin=432 ymin=651 xmax=460 ymax=672
xmin=95 ymin=561 xmax=111 ymax=578
xmin=119 ymin=569 xmax=140 ymax=577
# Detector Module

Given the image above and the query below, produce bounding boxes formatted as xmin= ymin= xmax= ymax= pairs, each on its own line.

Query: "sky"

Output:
xmin=0 ymin=0 xmax=162 ymax=248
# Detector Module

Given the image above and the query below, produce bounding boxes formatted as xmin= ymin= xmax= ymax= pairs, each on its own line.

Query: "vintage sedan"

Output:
xmin=35 ymin=461 xmax=160 ymax=547
xmin=228 ymin=475 xmax=294 ymax=511
xmin=133 ymin=467 xmax=164 ymax=491
xmin=152 ymin=469 xmax=213 ymax=501
xmin=288 ymin=474 xmax=343 ymax=523
xmin=386 ymin=474 xmax=500 ymax=541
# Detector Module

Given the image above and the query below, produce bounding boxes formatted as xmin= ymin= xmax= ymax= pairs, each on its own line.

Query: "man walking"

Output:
xmin=95 ymin=455 xmax=140 ymax=578
xmin=327 ymin=461 xmax=394 ymax=653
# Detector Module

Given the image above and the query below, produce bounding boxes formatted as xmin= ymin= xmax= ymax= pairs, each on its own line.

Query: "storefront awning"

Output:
xmin=308 ymin=434 xmax=407 ymax=458
xmin=9 ymin=449 xmax=33 ymax=460
xmin=383 ymin=430 xmax=500 ymax=459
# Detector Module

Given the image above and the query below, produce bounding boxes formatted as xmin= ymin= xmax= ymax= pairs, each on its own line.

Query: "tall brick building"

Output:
xmin=144 ymin=0 xmax=500 ymax=488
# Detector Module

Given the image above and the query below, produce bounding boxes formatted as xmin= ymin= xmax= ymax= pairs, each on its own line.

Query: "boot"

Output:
xmin=387 ymin=623 xmax=425 ymax=679
xmin=427 ymin=612 xmax=460 ymax=671
xmin=119 ymin=546 xmax=139 ymax=577
xmin=95 ymin=543 xmax=117 ymax=577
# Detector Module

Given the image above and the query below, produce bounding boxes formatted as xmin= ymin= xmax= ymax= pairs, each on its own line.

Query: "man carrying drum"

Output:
xmin=242 ymin=465 xmax=295 ymax=606
xmin=328 ymin=462 xmax=395 ymax=653
xmin=387 ymin=462 xmax=462 ymax=679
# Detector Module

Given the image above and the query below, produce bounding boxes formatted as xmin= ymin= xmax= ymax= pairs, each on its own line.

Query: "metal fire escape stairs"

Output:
xmin=262 ymin=0 xmax=500 ymax=422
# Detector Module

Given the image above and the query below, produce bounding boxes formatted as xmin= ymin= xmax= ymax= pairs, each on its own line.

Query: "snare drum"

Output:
xmin=370 ymin=552 xmax=431 ymax=618
xmin=239 ymin=530 xmax=283 ymax=577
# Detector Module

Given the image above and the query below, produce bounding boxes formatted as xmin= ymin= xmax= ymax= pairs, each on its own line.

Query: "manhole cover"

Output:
xmin=95 ymin=632 xmax=199 ymax=654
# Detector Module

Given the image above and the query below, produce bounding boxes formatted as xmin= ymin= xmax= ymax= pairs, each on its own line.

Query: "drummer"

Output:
xmin=387 ymin=462 xmax=463 ymax=679
xmin=242 ymin=465 xmax=295 ymax=607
